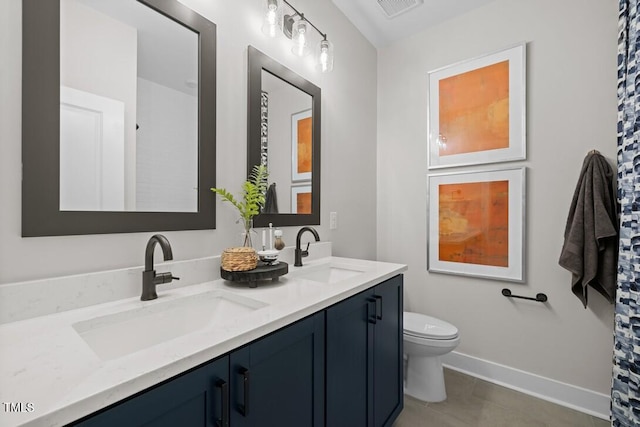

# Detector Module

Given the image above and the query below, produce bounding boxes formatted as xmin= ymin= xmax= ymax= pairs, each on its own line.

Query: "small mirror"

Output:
xmin=247 ymin=46 xmax=321 ymax=227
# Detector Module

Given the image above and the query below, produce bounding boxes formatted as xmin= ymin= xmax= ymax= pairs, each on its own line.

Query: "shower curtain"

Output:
xmin=612 ymin=1 xmax=640 ymax=425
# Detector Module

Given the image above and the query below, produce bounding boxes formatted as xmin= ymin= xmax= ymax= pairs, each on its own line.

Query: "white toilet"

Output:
xmin=403 ymin=311 xmax=460 ymax=402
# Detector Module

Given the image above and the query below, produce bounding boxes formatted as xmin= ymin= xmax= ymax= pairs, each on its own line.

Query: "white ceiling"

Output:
xmin=331 ymin=0 xmax=496 ymax=48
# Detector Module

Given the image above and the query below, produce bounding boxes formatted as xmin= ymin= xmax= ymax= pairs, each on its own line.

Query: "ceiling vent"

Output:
xmin=376 ymin=0 xmax=424 ymax=19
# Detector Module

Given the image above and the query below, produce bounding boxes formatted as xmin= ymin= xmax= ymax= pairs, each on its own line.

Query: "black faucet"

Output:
xmin=141 ymin=234 xmax=179 ymax=301
xmin=294 ymin=227 xmax=320 ymax=267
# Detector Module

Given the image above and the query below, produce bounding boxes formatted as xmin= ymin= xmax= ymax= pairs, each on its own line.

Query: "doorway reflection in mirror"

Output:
xmin=59 ymin=0 xmax=198 ymax=212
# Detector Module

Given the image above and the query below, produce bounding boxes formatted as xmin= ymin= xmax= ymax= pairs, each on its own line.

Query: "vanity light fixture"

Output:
xmin=316 ymin=38 xmax=334 ymax=73
xmin=290 ymin=18 xmax=310 ymax=57
xmin=260 ymin=0 xmax=334 ymax=73
xmin=262 ymin=0 xmax=280 ymax=37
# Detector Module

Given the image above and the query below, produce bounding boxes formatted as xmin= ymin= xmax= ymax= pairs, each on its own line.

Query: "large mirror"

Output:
xmin=22 ymin=0 xmax=216 ymax=236
xmin=247 ymin=46 xmax=321 ymax=227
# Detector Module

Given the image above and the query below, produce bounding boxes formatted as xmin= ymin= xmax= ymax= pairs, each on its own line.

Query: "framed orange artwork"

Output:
xmin=291 ymin=184 xmax=312 ymax=214
xmin=292 ymin=109 xmax=312 ymax=181
xmin=428 ymin=43 xmax=526 ymax=169
xmin=428 ymin=167 xmax=526 ymax=282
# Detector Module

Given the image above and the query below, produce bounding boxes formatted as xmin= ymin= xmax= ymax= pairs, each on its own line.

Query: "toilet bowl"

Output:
xmin=403 ymin=311 xmax=460 ymax=402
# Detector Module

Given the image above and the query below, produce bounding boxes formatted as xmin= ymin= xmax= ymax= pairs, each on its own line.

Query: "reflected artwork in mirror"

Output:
xmin=261 ymin=70 xmax=312 ymax=214
xmin=22 ymin=0 xmax=216 ymax=236
xmin=247 ymin=46 xmax=320 ymax=227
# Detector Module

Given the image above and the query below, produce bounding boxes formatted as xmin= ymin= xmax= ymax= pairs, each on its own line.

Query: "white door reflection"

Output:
xmin=59 ymin=0 xmax=198 ymax=212
xmin=60 ymin=86 xmax=125 ymax=211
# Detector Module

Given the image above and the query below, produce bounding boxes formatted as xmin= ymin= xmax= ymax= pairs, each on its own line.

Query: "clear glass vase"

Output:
xmin=240 ymin=218 xmax=256 ymax=248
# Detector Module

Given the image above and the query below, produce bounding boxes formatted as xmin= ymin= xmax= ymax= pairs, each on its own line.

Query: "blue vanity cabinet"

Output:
xmin=372 ymin=275 xmax=404 ymax=427
xmin=72 ymin=355 xmax=230 ymax=427
xmin=325 ymin=275 xmax=403 ymax=427
xmin=71 ymin=312 xmax=324 ymax=427
xmin=69 ymin=275 xmax=403 ymax=427
xmin=229 ymin=312 xmax=325 ymax=427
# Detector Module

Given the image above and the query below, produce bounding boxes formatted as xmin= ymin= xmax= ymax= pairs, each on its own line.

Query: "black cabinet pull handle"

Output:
xmin=374 ymin=295 xmax=383 ymax=320
xmin=367 ymin=297 xmax=377 ymax=324
xmin=215 ymin=379 xmax=229 ymax=427
xmin=238 ymin=367 xmax=250 ymax=417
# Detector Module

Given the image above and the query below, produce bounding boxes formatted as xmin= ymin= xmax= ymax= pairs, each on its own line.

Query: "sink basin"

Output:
xmin=297 ymin=265 xmax=365 ymax=284
xmin=73 ymin=290 xmax=267 ymax=360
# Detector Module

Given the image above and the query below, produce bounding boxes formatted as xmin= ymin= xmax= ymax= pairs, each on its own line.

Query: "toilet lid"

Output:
xmin=403 ymin=312 xmax=458 ymax=340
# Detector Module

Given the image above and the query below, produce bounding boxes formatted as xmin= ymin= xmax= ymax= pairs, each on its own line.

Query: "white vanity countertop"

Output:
xmin=0 ymin=256 xmax=406 ymax=427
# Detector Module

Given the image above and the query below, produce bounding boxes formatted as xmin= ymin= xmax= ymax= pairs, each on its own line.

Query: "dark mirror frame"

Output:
xmin=21 ymin=0 xmax=216 ymax=237
xmin=247 ymin=46 xmax=321 ymax=228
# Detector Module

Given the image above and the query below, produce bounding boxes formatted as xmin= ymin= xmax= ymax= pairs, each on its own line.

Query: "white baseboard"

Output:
xmin=441 ymin=351 xmax=610 ymax=420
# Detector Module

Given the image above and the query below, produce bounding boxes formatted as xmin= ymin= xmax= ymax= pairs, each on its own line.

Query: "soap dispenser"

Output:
xmin=274 ymin=229 xmax=285 ymax=250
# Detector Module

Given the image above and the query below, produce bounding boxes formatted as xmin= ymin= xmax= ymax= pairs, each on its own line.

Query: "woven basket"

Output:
xmin=221 ymin=247 xmax=257 ymax=272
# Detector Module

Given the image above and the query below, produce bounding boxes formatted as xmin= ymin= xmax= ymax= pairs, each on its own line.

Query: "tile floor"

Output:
xmin=393 ymin=369 xmax=610 ymax=427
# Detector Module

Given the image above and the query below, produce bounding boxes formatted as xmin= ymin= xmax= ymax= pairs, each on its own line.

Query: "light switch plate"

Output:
xmin=330 ymin=212 xmax=338 ymax=230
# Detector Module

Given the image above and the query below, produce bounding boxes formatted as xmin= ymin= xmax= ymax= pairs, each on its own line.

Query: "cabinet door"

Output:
xmin=325 ymin=288 xmax=375 ymax=427
xmin=230 ymin=312 xmax=324 ymax=427
xmin=373 ymin=275 xmax=404 ymax=427
xmin=72 ymin=355 xmax=229 ymax=427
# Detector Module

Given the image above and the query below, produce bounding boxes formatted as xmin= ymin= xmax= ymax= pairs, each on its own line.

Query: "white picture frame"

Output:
xmin=427 ymin=43 xmax=526 ymax=169
xmin=427 ymin=167 xmax=526 ymax=282
xmin=291 ymin=184 xmax=312 ymax=214
xmin=291 ymin=109 xmax=312 ymax=182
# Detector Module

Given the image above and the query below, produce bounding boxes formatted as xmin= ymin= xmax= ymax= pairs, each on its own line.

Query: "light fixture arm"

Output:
xmin=282 ymin=0 xmax=327 ymax=40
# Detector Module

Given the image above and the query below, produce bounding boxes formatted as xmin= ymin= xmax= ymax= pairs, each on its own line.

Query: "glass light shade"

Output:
xmin=291 ymin=19 xmax=310 ymax=57
xmin=316 ymin=39 xmax=334 ymax=73
xmin=261 ymin=0 xmax=280 ymax=38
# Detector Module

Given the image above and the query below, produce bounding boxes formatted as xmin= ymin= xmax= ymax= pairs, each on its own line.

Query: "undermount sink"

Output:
xmin=73 ymin=290 xmax=267 ymax=361
xmin=297 ymin=265 xmax=366 ymax=284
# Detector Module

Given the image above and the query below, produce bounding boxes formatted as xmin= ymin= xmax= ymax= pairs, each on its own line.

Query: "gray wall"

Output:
xmin=377 ymin=0 xmax=617 ymax=395
xmin=0 ymin=0 xmax=378 ymax=283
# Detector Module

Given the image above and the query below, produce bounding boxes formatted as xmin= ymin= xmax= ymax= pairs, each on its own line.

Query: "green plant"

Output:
xmin=211 ymin=164 xmax=269 ymax=246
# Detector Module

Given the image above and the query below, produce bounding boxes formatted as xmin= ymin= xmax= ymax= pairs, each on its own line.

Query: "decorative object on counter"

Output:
xmin=274 ymin=229 xmax=285 ymax=250
xmin=221 ymin=247 xmax=258 ymax=272
xmin=211 ymin=164 xmax=269 ymax=248
xmin=558 ymin=150 xmax=617 ymax=308
xmin=262 ymin=223 xmax=277 ymax=251
xmin=269 ymin=222 xmax=274 ymax=249
xmin=261 ymin=0 xmax=334 ymax=73
xmin=257 ymin=249 xmax=279 ymax=264
xmin=427 ymin=167 xmax=526 ymax=282
xmin=501 ymin=288 xmax=547 ymax=303
xmin=141 ymin=234 xmax=180 ymax=301
xmin=427 ymin=43 xmax=526 ymax=169
xmin=220 ymin=261 xmax=288 ymax=288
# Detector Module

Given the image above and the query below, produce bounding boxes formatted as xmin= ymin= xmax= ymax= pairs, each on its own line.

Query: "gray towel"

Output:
xmin=264 ymin=182 xmax=279 ymax=214
xmin=559 ymin=152 xmax=618 ymax=308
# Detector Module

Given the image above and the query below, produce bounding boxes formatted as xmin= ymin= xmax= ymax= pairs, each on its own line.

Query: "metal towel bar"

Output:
xmin=501 ymin=288 xmax=548 ymax=302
